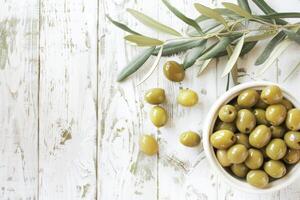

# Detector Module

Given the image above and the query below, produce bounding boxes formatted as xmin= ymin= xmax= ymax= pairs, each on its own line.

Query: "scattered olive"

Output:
xmin=214 ymin=121 xmax=237 ymax=132
xmin=231 ymin=163 xmax=249 ymax=178
xmin=253 ymin=108 xmax=268 ymax=125
xmin=265 ymin=104 xmax=287 ymax=126
xmin=286 ymin=108 xmax=300 ymax=131
xmin=255 ymin=98 xmax=268 ymax=109
xmin=210 ymin=130 xmax=236 ymax=150
xmin=227 ymin=144 xmax=248 ymax=164
xmin=266 ymin=139 xmax=287 ymax=160
xmin=284 ymin=131 xmax=300 ymax=149
xmin=145 ymin=88 xmax=166 ymax=104
xmin=177 ymin=89 xmax=198 ymax=107
xmin=216 ymin=149 xmax=231 ymax=167
xmin=179 ymin=131 xmax=201 ymax=147
xmin=163 ymin=61 xmax=185 ymax=82
xmin=149 ymin=106 xmax=168 ymax=127
xmin=236 ymin=109 xmax=256 ymax=133
xmin=246 ymin=170 xmax=269 ymax=188
xmin=249 ymin=125 xmax=271 ymax=148
xmin=237 ymin=89 xmax=259 ymax=108
xmin=264 ymin=160 xmax=286 ymax=178
xmin=284 ymin=149 xmax=300 ymax=164
xmin=235 ymin=133 xmax=250 ymax=148
xmin=245 ymin=149 xmax=263 ymax=169
xmin=270 ymin=125 xmax=286 ymax=138
xmin=139 ymin=135 xmax=158 ymax=156
xmin=261 ymin=85 xmax=283 ymax=105
xmin=218 ymin=104 xmax=237 ymax=123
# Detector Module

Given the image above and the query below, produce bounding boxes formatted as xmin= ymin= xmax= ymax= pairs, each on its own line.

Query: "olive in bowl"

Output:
xmin=203 ymin=81 xmax=300 ymax=193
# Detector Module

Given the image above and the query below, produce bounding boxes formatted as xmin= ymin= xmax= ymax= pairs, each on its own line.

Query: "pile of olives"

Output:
xmin=139 ymin=60 xmax=202 ymax=155
xmin=211 ymin=85 xmax=300 ymax=188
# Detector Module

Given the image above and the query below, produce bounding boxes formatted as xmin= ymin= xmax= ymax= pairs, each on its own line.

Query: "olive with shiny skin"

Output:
xmin=210 ymin=130 xmax=236 ymax=149
xmin=266 ymin=139 xmax=287 ymax=160
xmin=139 ymin=135 xmax=158 ymax=156
xmin=214 ymin=121 xmax=237 ymax=132
xmin=265 ymin=104 xmax=287 ymax=126
xmin=236 ymin=109 xmax=256 ymax=133
xmin=261 ymin=85 xmax=283 ymax=105
xmin=281 ymin=98 xmax=294 ymax=110
xmin=246 ymin=170 xmax=269 ymax=188
xmin=253 ymin=108 xmax=268 ymax=125
xmin=177 ymin=89 xmax=198 ymax=107
xmin=286 ymin=109 xmax=300 ymax=131
xmin=227 ymin=144 xmax=248 ymax=164
xmin=270 ymin=125 xmax=286 ymax=138
xmin=264 ymin=160 xmax=286 ymax=178
xmin=284 ymin=149 xmax=300 ymax=164
xmin=235 ymin=133 xmax=250 ymax=148
xmin=163 ymin=61 xmax=185 ymax=82
xmin=284 ymin=131 xmax=300 ymax=149
xmin=180 ymin=131 xmax=201 ymax=147
xmin=249 ymin=125 xmax=271 ymax=148
xmin=216 ymin=149 xmax=231 ymax=167
xmin=218 ymin=104 xmax=237 ymax=123
xmin=149 ymin=106 xmax=168 ymax=127
xmin=245 ymin=149 xmax=264 ymax=169
xmin=237 ymin=89 xmax=259 ymax=108
xmin=144 ymin=88 xmax=166 ymax=104
xmin=231 ymin=163 xmax=249 ymax=178
xmin=255 ymin=98 xmax=268 ymax=109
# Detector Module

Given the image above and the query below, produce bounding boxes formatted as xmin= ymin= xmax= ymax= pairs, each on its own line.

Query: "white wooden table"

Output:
xmin=1 ymin=0 xmax=300 ymax=199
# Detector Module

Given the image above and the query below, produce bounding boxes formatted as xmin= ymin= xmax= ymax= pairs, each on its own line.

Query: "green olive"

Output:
xmin=237 ymin=89 xmax=259 ymax=108
xmin=177 ymin=89 xmax=198 ymax=107
xmin=218 ymin=104 xmax=237 ymax=123
xmin=246 ymin=170 xmax=269 ymax=188
xmin=149 ymin=106 xmax=168 ymax=127
xmin=281 ymin=98 xmax=294 ymax=110
xmin=210 ymin=130 xmax=236 ymax=149
xmin=270 ymin=125 xmax=286 ymax=138
xmin=253 ymin=108 xmax=269 ymax=125
xmin=216 ymin=149 xmax=231 ymax=167
xmin=286 ymin=109 xmax=300 ymax=131
xmin=231 ymin=163 xmax=249 ymax=178
xmin=231 ymin=100 xmax=242 ymax=111
xmin=144 ymin=88 xmax=166 ymax=104
xmin=214 ymin=121 xmax=237 ymax=132
xmin=163 ymin=61 xmax=185 ymax=82
xmin=264 ymin=160 xmax=286 ymax=178
xmin=245 ymin=149 xmax=264 ymax=169
xmin=284 ymin=131 xmax=300 ymax=149
xmin=139 ymin=135 xmax=158 ymax=156
xmin=265 ymin=104 xmax=287 ymax=126
xmin=249 ymin=125 xmax=271 ymax=148
xmin=235 ymin=133 xmax=250 ymax=148
xmin=266 ymin=139 xmax=287 ymax=160
xmin=179 ymin=131 xmax=201 ymax=147
xmin=261 ymin=85 xmax=283 ymax=105
xmin=227 ymin=144 xmax=248 ymax=164
xmin=284 ymin=149 xmax=300 ymax=164
xmin=255 ymin=98 xmax=268 ymax=109
xmin=236 ymin=109 xmax=256 ymax=133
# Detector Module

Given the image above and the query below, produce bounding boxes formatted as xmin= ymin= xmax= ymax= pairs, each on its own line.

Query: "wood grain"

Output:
xmin=0 ymin=0 xmax=39 ymax=199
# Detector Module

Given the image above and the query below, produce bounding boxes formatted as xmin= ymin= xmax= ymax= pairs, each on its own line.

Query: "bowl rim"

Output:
xmin=203 ymin=81 xmax=300 ymax=193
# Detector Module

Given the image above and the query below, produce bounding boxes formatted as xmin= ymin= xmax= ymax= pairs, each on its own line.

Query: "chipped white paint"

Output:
xmin=1 ymin=0 xmax=300 ymax=199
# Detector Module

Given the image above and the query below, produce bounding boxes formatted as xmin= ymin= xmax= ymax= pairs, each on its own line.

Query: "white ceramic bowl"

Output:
xmin=203 ymin=81 xmax=300 ymax=193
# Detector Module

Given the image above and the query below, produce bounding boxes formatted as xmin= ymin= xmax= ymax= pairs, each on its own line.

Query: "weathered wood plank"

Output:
xmin=38 ymin=0 xmax=98 ymax=199
xmin=0 ymin=0 xmax=39 ymax=199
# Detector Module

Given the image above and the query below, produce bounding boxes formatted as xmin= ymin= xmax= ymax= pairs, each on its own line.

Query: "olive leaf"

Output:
xmin=136 ymin=45 xmax=164 ymax=86
xmin=124 ymin=35 xmax=164 ymax=46
xmin=194 ymin=3 xmax=228 ymax=29
xmin=237 ymin=0 xmax=251 ymax=14
xmin=255 ymin=31 xmax=286 ymax=65
xmin=222 ymin=35 xmax=245 ymax=77
xmin=244 ymin=31 xmax=277 ymax=42
xmin=183 ymin=40 xmax=207 ymax=69
xmin=283 ymin=61 xmax=300 ymax=82
xmin=222 ymin=2 xmax=253 ymax=19
xmin=117 ymin=47 xmax=156 ymax=81
xmin=256 ymin=39 xmax=292 ymax=76
xmin=106 ymin=15 xmax=141 ymax=35
xmin=162 ymin=0 xmax=203 ymax=34
xmin=284 ymin=29 xmax=300 ymax=44
xmin=260 ymin=12 xmax=300 ymax=19
xmin=152 ymin=39 xmax=204 ymax=56
xmin=127 ymin=9 xmax=182 ymax=36
xmin=197 ymin=59 xmax=212 ymax=76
